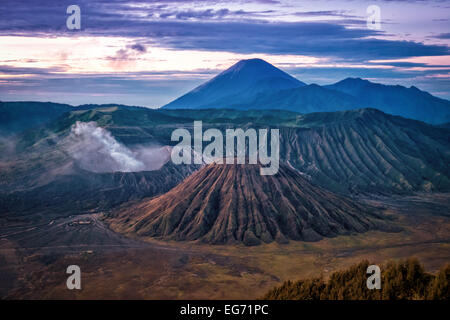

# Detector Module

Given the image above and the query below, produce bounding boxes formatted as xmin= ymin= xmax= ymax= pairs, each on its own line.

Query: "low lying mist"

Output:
xmin=65 ymin=121 xmax=170 ymax=173
xmin=0 ymin=135 xmax=17 ymax=160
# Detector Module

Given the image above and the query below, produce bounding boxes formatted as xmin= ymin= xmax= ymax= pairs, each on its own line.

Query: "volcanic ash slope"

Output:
xmin=109 ymin=163 xmax=393 ymax=246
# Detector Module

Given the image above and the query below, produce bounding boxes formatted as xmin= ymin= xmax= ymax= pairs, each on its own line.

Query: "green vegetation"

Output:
xmin=262 ymin=258 xmax=450 ymax=300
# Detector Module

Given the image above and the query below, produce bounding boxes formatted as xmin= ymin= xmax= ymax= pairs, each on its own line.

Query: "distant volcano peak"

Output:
xmin=162 ymin=58 xmax=305 ymax=110
xmin=222 ymin=58 xmax=285 ymax=74
xmin=228 ymin=58 xmax=269 ymax=67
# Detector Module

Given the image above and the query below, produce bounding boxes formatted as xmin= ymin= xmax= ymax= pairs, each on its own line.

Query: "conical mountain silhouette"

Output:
xmin=163 ymin=58 xmax=305 ymax=109
xmin=109 ymin=162 xmax=390 ymax=245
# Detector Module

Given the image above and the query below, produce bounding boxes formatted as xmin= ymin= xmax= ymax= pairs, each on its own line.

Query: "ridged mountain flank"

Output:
xmin=280 ymin=108 xmax=450 ymax=194
xmin=108 ymin=162 xmax=391 ymax=246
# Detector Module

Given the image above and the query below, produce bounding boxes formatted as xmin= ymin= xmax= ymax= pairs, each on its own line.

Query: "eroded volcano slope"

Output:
xmin=109 ymin=163 xmax=392 ymax=245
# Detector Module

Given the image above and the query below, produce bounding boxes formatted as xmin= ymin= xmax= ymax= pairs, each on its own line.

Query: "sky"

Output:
xmin=0 ymin=0 xmax=449 ymax=107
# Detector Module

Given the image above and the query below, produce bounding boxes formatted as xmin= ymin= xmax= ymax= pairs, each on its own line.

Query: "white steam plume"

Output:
xmin=65 ymin=121 xmax=170 ymax=173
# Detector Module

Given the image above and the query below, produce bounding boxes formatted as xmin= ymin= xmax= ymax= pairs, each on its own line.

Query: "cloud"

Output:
xmin=0 ymin=72 xmax=209 ymax=107
xmin=294 ymin=10 xmax=358 ymax=18
xmin=127 ymin=21 xmax=447 ymax=61
xmin=436 ymin=33 xmax=450 ymax=39
xmin=0 ymin=1 xmax=447 ymax=62
xmin=130 ymin=43 xmax=146 ymax=53
xmin=65 ymin=121 xmax=170 ymax=172
xmin=2 ymin=63 xmax=450 ymax=105
xmin=286 ymin=65 xmax=450 ymax=99
xmin=106 ymin=43 xmax=148 ymax=70
xmin=0 ymin=65 xmax=66 ymax=75
xmin=0 ymin=0 xmax=449 ymax=103
xmin=159 ymin=8 xmax=230 ymax=20
xmin=157 ymin=8 xmax=274 ymax=20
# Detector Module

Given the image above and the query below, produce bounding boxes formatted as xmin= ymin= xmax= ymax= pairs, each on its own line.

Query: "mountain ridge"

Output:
xmin=326 ymin=77 xmax=450 ymax=124
xmin=108 ymin=162 xmax=393 ymax=245
xmin=161 ymin=59 xmax=450 ymax=124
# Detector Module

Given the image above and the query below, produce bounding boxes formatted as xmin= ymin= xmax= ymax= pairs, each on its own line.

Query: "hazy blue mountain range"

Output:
xmin=326 ymin=78 xmax=450 ymax=125
xmin=0 ymin=101 xmax=72 ymax=134
xmin=0 ymin=102 xmax=146 ymax=135
xmin=438 ymin=122 xmax=450 ymax=129
xmin=234 ymin=83 xmax=359 ymax=113
xmin=162 ymin=59 xmax=450 ymax=124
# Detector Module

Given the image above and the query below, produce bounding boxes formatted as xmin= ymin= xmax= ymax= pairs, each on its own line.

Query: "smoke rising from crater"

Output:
xmin=66 ymin=121 xmax=170 ymax=173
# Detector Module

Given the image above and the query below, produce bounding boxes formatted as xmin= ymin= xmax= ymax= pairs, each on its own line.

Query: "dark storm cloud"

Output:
xmin=293 ymin=10 xmax=359 ymax=18
xmin=369 ymin=61 xmax=450 ymax=68
xmin=0 ymin=0 xmax=448 ymax=62
xmin=161 ymin=8 xmax=231 ymax=20
xmin=130 ymin=43 xmax=147 ymax=53
xmin=128 ymin=21 xmax=447 ymax=60
xmin=436 ymin=33 xmax=450 ymax=39
xmin=0 ymin=65 xmax=66 ymax=75
xmin=158 ymin=8 xmax=274 ymax=20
